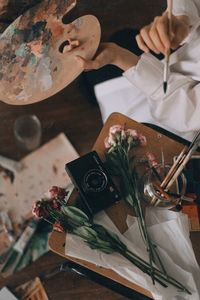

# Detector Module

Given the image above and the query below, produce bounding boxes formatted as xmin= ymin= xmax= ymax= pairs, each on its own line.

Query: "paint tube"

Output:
xmin=0 ymin=219 xmax=38 ymax=276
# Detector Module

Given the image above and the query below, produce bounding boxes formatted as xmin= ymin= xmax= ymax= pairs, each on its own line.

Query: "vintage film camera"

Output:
xmin=65 ymin=151 xmax=120 ymax=216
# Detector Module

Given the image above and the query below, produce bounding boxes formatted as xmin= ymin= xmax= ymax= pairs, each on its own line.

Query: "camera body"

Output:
xmin=65 ymin=151 xmax=120 ymax=216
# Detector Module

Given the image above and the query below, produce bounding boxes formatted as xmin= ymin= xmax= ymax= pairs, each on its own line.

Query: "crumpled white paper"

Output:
xmin=65 ymin=208 xmax=200 ymax=300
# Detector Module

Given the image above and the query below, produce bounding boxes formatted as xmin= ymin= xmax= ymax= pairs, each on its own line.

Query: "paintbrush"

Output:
xmin=159 ymin=146 xmax=187 ymax=189
xmin=165 ymin=135 xmax=200 ymax=190
xmin=163 ymin=0 xmax=173 ymax=93
xmin=149 ymin=146 xmax=187 ymax=205
xmin=163 ymin=130 xmax=200 ymax=189
xmin=153 ymin=131 xmax=200 ymax=206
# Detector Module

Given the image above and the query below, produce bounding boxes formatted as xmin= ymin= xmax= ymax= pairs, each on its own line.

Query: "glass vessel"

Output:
xmin=14 ymin=115 xmax=41 ymax=151
xmin=141 ymin=164 xmax=187 ymax=208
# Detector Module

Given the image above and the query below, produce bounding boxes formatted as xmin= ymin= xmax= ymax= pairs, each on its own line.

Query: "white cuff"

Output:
xmin=181 ymin=19 xmax=200 ymax=44
xmin=123 ymin=53 xmax=163 ymax=97
xmin=172 ymin=0 xmax=200 ymax=27
xmin=172 ymin=0 xmax=200 ymax=43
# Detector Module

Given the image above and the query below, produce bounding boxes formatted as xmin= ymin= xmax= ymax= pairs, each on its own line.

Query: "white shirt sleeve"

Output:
xmin=123 ymin=1 xmax=200 ymax=135
xmin=173 ymin=0 xmax=200 ymax=23
xmin=123 ymin=53 xmax=200 ymax=133
xmin=172 ymin=0 xmax=200 ymax=43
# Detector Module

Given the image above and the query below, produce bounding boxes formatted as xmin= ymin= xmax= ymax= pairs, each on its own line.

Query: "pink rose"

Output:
xmin=109 ymin=125 xmax=124 ymax=135
xmin=104 ymin=135 xmax=116 ymax=148
xmin=104 ymin=136 xmax=111 ymax=149
xmin=146 ymin=151 xmax=158 ymax=167
xmin=138 ymin=134 xmax=147 ymax=146
xmin=126 ymin=129 xmax=139 ymax=139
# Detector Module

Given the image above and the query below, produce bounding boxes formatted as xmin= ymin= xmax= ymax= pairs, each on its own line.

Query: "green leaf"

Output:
xmin=93 ymin=224 xmax=109 ymax=240
xmin=73 ymin=226 xmax=115 ymax=254
xmin=65 ymin=206 xmax=89 ymax=220
xmin=93 ymin=224 xmax=126 ymax=252
xmin=95 ymin=237 xmax=112 ymax=248
xmin=106 ymin=230 xmax=126 ymax=250
xmin=129 ymin=156 xmax=135 ymax=167
xmin=61 ymin=206 xmax=90 ymax=226
xmin=86 ymin=240 xmax=114 ymax=254
xmin=73 ymin=226 xmax=97 ymax=241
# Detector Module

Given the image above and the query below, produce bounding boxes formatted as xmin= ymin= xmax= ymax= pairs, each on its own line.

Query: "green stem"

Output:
xmin=124 ymin=249 xmax=191 ymax=294
xmin=120 ymin=165 xmax=155 ymax=270
xmin=116 ymin=170 xmax=159 ymax=282
xmin=113 ymin=148 xmax=167 ymax=276
xmin=45 ymin=201 xmax=191 ymax=294
xmin=122 ymin=250 xmax=168 ymax=288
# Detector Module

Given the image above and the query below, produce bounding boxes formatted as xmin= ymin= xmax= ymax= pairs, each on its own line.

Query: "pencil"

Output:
xmin=163 ymin=0 xmax=173 ymax=93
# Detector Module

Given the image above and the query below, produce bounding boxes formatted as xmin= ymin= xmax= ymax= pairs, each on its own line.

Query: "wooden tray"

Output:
xmin=49 ymin=112 xmax=199 ymax=299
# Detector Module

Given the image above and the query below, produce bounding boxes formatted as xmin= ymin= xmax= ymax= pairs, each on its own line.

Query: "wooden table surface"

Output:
xmin=49 ymin=112 xmax=200 ymax=299
xmin=0 ymin=1 xmax=187 ymax=299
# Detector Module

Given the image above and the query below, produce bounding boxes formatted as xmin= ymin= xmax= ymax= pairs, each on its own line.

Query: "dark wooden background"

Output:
xmin=0 ymin=1 xmax=168 ymax=299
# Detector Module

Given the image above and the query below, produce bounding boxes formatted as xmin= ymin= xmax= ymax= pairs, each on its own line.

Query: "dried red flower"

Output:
xmin=49 ymin=186 xmax=67 ymax=199
xmin=53 ymin=221 xmax=64 ymax=233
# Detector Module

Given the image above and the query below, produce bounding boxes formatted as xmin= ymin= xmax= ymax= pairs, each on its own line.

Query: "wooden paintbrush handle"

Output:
xmin=160 ymin=146 xmax=187 ymax=188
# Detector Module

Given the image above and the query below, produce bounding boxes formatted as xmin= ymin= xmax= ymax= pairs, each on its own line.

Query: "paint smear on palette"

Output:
xmin=0 ymin=17 xmax=52 ymax=101
xmin=16 ymin=56 xmax=53 ymax=101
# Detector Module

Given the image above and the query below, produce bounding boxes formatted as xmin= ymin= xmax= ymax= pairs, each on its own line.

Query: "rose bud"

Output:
xmin=49 ymin=186 xmax=66 ymax=199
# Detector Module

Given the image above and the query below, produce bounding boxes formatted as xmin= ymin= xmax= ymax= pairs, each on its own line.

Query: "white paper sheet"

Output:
xmin=65 ymin=209 xmax=200 ymax=300
xmin=0 ymin=133 xmax=78 ymax=224
xmin=0 ymin=287 xmax=18 ymax=300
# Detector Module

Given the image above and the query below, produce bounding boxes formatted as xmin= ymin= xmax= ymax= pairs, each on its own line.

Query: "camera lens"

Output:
xmin=82 ymin=169 xmax=108 ymax=193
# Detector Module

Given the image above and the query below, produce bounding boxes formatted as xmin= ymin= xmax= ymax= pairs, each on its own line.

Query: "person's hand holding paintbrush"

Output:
xmin=76 ymin=2 xmax=190 ymax=77
xmin=135 ymin=2 xmax=190 ymax=91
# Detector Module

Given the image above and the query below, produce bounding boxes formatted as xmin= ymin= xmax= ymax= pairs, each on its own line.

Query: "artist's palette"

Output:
xmin=0 ymin=0 xmax=101 ymax=105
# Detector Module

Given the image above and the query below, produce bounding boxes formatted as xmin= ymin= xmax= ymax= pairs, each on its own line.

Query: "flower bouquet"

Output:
xmin=32 ymin=124 xmax=193 ymax=295
xmin=32 ymin=187 xmax=190 ymax=293
xmin=104 ymin=125 xmax=166 ymax=279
